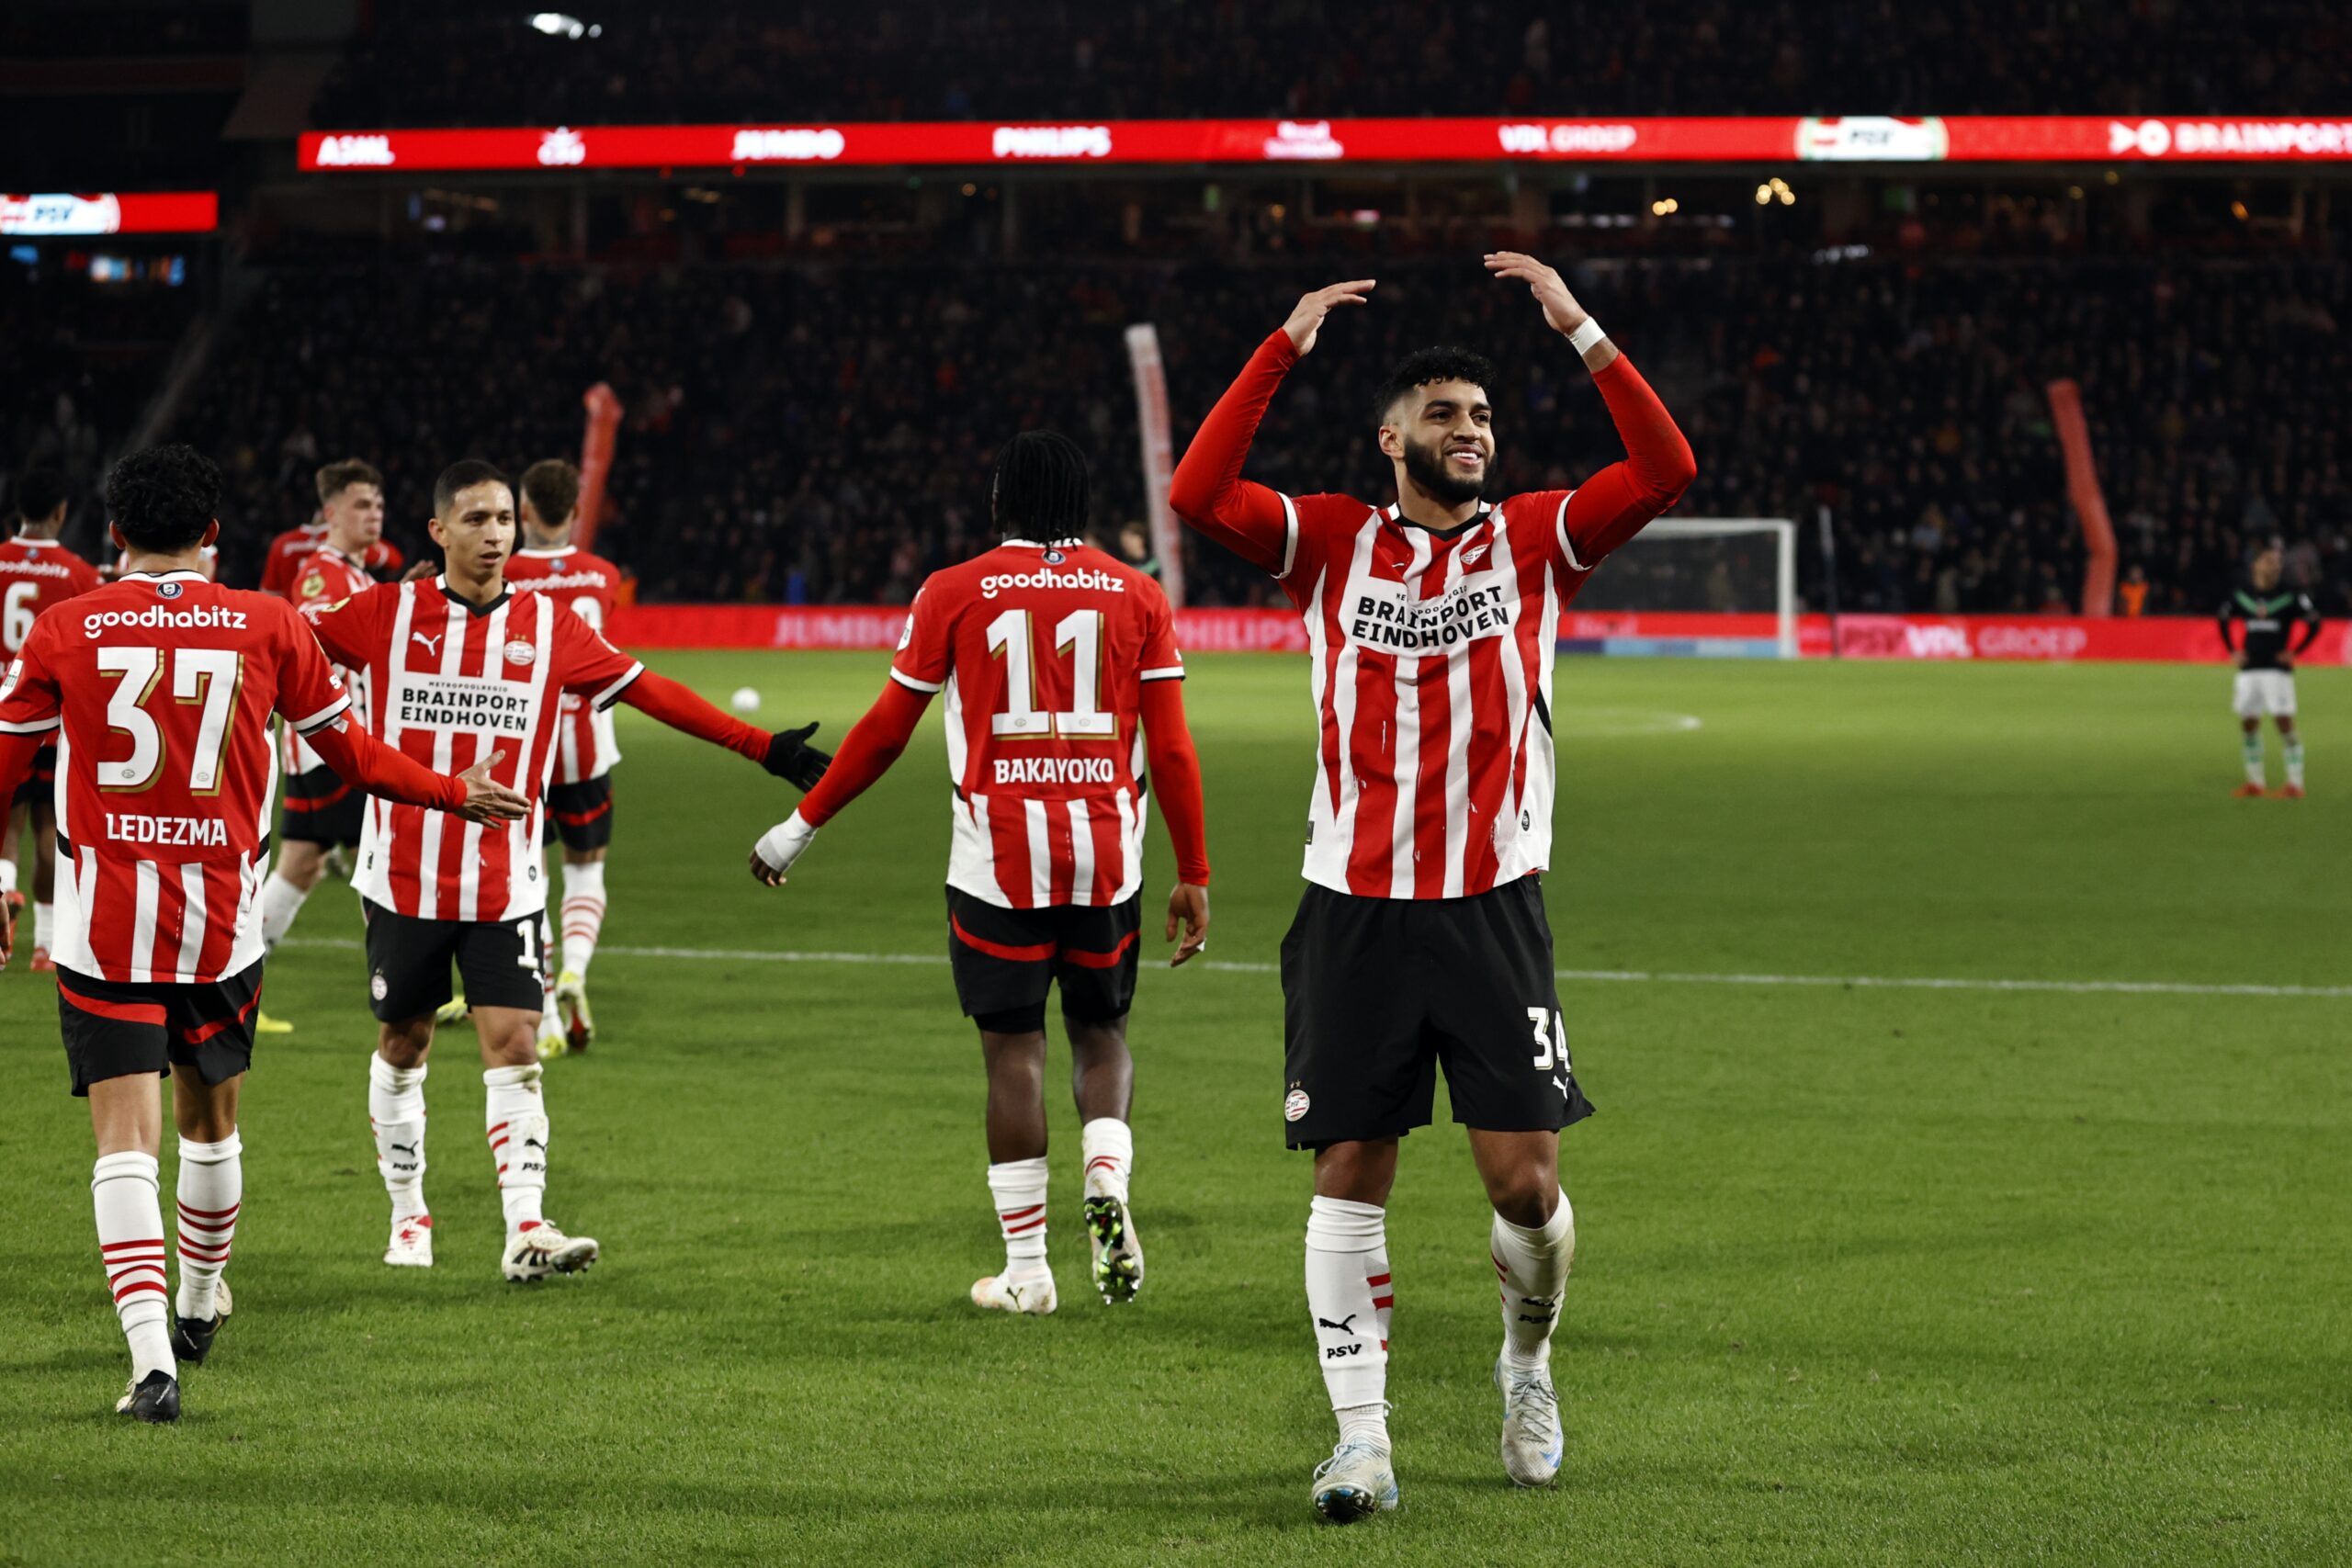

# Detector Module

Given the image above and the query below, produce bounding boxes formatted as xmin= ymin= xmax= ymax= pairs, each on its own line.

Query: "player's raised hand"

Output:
xmin=1283 ymin=280 xmax=1375 ymax=356
xmin=1484 ymin=253 xmax=1589 ymax=337
xmin=1164 ymin=882 xmax=1209 ymax=967
xmin=453 ymin=750 xmax=528 ymax=824
xmin=401 ymin=558 xmax=440 ymax=584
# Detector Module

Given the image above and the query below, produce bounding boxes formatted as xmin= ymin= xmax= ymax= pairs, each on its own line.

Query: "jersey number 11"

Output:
xmin=987 ymin=609 xmax=1114 ymax=739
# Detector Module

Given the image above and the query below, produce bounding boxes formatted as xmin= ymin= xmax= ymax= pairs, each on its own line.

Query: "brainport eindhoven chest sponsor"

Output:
xmin=392 ymin=671 xmax=536 ymax=737
xmin=1344 ymin=574 xmax=1517 ymax=654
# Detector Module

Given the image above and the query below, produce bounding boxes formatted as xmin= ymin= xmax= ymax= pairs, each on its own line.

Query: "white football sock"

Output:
xmin=1306 ymin=1196 xmax=1391 ymax=1448
xmin=34 ymin=900 xmax=53 ymax=951
xmin=1079 ymin=1117 xmax=1132 ymax=1201
xmin=2285 ymin=736 xmax=2306 ymax=789
xmin=2243 ymin=730 xmax=2267 ymax=787
xmin=559 ymin=861 xmax=606 ymax=977
xmin=987 ymin=1157 xmax=1050 ymax=1281
xmin=484 ymin=1064 xmax=548 ymax=1235
xmin=0 ymin=858 xmax=16 ymax=898
xmin=93 ymin=1151 xmax=174 ymax=1381
xmin=1491 ymin=1194 xmax=1576 ymax=1372
xmin=258 ymin=871 xmax=309 ymax=953
xmin=174 ymin=1133 xmax=243 ymax=1320
xmin=368 ymin=1052 xmax=429 ymax=1222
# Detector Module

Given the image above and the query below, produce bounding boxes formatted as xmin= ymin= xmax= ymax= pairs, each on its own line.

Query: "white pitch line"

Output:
xmin=277 ymin=938 xmax=2347 ymax=999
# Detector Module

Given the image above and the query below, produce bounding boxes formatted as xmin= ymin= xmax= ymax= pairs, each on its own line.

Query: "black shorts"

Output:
xmin=946 ymin=886 xmax=1141 ymax=1034
xmin=281 ymin=762 xmax=365 ymax=847
xmin=11 ymin=743 xmax=56 ymax=811
xmin=541 ymin=775 xmax=615 ymax=852
xmin=57 ymin=961 xmax=265 ymax=1097
xmin=1279 ymin=874 xmax=1595 ymax=1149
xmin=363 ymin=903 xmax=546 ymax=1022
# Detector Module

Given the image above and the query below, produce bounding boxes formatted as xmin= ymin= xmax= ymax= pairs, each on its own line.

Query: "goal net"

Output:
xmin=1559 ymin=517 xmax=1798 ymax=659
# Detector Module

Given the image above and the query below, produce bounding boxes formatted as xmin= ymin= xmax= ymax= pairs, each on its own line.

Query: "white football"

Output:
xmin=729 ymin=686 xmax=761 ymax=715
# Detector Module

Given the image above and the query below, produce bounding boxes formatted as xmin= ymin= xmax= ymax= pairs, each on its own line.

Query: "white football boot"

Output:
xmin=1311 ymin=1440 xmax=1399 ymax=1522
xmin=969 ymin=1269 xmax=1057 ymax=1315
xmin=1081 ymin=1184 xmax=1144 ymax=1304
xmin=384 ymin=1212 xmax=435 ymax=1267
xmin=502 ymin=1220 xmax=598 ymax=1282
xmin=1495 ymin=1356 xmax=1564 ymax=1486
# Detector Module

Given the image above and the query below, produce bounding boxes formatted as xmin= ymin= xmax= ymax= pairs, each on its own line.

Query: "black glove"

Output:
xmin=763 ymin=722 xmax=831 ymax=791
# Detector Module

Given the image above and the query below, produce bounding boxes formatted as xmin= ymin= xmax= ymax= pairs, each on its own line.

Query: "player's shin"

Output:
xmin=174 ymin=1133 xmax=242 ymax=1321
xmin=1080 ymin=1117 xmax=1132 ymax=1201
xmin=1491 ymin=1194 xmax=1576 ymax=1371
xmin=2285 ymin=736 xmax=2306 ymax=789
xmin=559 ymin=861 xmax=606 ymax=977
xmin=484 ymin=1063 xmax=549 ymax=1235
xmin=93 ymin=1151 xmax=175 ymax=1381
xmin=368 ymin=1053 xmax=429 ymax=1220
xmin=1306 ymin=1196 xmax=1391 ymax=1449
xmin=259 ymin=871 xmax=309 ymax=952
xmin=987 ymin=1156 xmax=1051 ymax=1284
xmin=2242 ymin=729 xmax=2267 ymax=787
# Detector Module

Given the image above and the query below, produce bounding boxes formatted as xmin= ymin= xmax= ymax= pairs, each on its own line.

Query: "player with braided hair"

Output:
xmin=750 ymin=430 xmax=1212 ymax=1314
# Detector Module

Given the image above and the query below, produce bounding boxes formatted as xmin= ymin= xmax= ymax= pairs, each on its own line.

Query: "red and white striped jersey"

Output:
xmin=309 ymin=575 xmax=643 ymax=922
xmin=503 ymin=545 xmax=623 ymax=783
xmin=0 ymin=570 xmax=354 ymax=982
xmin=892 ymin=540 xmax=1184 ymax=909
xmin=1274 ymin=494 xmax=1582 ymax=898
xmin=257 ymin=524 xmax=399 ymax=596
xmin=282 ymin=545 xmax=378 ymax=774
xmin=1 ymin=535 xmax=102 ymax=662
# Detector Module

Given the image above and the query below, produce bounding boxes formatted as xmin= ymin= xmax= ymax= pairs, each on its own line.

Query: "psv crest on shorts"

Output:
xmin=1284 ymin=1087 xmax=1312 ymax=1122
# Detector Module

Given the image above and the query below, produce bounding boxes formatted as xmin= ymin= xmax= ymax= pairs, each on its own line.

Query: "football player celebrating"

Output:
xmin=0 ymin=445 xmax=526 ymax=1422
xmin=0 ymin=467 xmax=102 ymax=969
xmin=307 ymin=459 xmax=829 ymax=1281
xmin=750 ymin=432 xmax=1211 ymax=1314
xmin=2219 ymin=538 xmax=2321 ymax=797
xmin=503 ymin=458 xmax=625 ymax=1056
xmin=1168 ymin=256 xmax=1695 ymax=1517
xmin=251 ymin=460 xmax=388 ymax=1006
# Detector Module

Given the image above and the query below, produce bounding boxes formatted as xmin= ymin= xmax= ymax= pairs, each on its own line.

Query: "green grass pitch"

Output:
xmin=3 ymin=650 xmax=2347 ymax=1566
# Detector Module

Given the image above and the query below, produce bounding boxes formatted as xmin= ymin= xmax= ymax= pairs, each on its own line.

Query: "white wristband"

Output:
xmin=754 ymin=811 xmax=819 ymax=875
xmin=1567 ymin=317 xmax=1607 ymax=355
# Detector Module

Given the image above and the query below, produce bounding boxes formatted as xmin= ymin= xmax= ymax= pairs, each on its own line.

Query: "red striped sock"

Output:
xmin=175 ymin=1132 xmax=242 ymax=1320
xmin=987 ymin=1156 xmax=1049 ymax=1276
xmin=93 ymin=1151 xmax=174 ymax=1379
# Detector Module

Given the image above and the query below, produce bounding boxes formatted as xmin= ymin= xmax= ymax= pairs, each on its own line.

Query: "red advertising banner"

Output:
xmin=0 ymin=191 xmax=218 ymax=235
xmin=607 ymin=605 xmax=2335 ymax=665
xmin=300 ymin=117 xmax=2352 ymax=174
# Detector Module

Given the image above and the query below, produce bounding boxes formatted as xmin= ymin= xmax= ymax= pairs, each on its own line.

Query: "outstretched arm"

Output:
xmin=1139 ymin=678 xmax=1211 ymax=965
xmin=607 ymin=667 xmax=833 ymax=787
xmin=748 ymin=679 xmax=933 ymax=886
xmin=2218 ymin=605 xmax=2239 ymax=656
xmin=305 ymin=718 xmax=526 ymax=824
xmin=1168 ymin=280 xmax=1374 ymax=576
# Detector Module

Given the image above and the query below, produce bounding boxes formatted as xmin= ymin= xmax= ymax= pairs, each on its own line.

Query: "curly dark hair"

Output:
xmin=105 ymin=444 xmax=220 ymax=553
xmin=1372 ymin=345 xmax=1496 ymax=426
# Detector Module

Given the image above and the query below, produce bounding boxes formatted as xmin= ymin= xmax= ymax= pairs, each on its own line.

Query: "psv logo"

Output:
xmin=503 ymin=638 xmax=537 ymax=667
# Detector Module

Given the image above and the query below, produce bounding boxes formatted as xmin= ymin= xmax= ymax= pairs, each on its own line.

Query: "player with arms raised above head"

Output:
xmin=751 ymin=432 xmax=1211 ymax=1314
xmin=0 ymin=445 xmax=526 ymax=1423
xmin=1 ymin=468 xmax=102 ymax=970
xmin=250 ymin=459 xmax=389 ymax=1007
xmin=503 ymin=457 xmax=625 ymax=1056
xmin=1169 ymin=255 xmax=1695 ymax=1517
xmin=308 ymin=459 xmax=830 ymax=1282
xmin=2220 ymin=538 xmax=2320 ymax=798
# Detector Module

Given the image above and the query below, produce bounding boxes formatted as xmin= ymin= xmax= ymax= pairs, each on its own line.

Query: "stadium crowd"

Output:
xmin=316 ymin=0 xmax=2352 ymax=128
xmin=7 ymin=248 xmax=2345 ymax=618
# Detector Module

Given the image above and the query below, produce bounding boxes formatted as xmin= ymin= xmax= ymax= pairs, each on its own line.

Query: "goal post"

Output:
xmin=1561 ymin=516 xmax=1800 ymax=659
